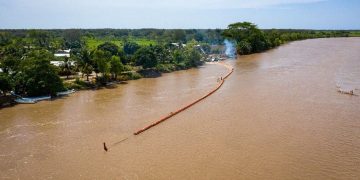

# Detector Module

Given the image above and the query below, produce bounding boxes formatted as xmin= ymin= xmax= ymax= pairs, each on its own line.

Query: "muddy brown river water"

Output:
xmin=1 ymin=38 xmax=360 ymax=179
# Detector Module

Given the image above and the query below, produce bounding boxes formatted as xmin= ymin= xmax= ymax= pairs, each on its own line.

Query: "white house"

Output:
xmin=50 ymin=61 xmax=65 ymax=67
xmin=52 ymin=49 xmax=74 ymax=67
xmin=50 ymin=60 xmax=76 ymax=67
xmin=170 ymin=43 xmax=186 ymax=48
xmin=54 ymin=49 xmax=71 ymax=57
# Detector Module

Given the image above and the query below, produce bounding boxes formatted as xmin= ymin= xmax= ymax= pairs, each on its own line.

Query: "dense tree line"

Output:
xmin=0 ymin=30 xmax=204 ymax=97
xmin=0 ymin=32 xmax=65 ymax=96
xmin=223 ymin=22 xmax=351 ymax=55
xmin=0 ymin=26 xmax=356 ymax=97
xmin=0 ymin=29 xmax=224 ymax=46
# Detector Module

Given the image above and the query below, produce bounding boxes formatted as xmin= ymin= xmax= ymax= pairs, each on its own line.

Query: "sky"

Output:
xmin=0 ymin=0 xmax=359 ymax=29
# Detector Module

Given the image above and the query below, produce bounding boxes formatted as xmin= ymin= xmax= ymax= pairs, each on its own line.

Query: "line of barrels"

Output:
xmin=133 ymin=62 xmax=234 ymax=135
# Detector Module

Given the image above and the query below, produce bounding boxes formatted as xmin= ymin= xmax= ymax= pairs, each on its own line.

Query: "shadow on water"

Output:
xmin=105 ymin=85 xmax=118 ymax=89
xmin=139 ymin=69 xmax=162 ymax=78
xmin=119 ymin=81 xmax=128 ymax=85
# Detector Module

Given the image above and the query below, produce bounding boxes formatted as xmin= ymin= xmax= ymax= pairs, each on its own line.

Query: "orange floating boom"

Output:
xmin=134 ymin=62 xmax=234 ymax=135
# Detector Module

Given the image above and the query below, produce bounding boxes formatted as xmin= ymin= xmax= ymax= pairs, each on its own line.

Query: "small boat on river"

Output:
xmin=14 ymin=98 xmax=36 ymax=104
xmin=56 ymin=89 xmax=76 ymax=96
xmin=15 ymin=96 xmax=51 ymax=104
xmin=13 ymin=89 xmax=75 ymax=104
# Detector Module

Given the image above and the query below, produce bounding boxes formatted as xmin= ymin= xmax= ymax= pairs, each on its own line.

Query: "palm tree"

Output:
xmin=60 ymin=57 xmax=73 ymax=79
xmin=82 ymin=63 xmax=93 ymax=81
xmin=77 ymin=50 xmax=94 ymax=81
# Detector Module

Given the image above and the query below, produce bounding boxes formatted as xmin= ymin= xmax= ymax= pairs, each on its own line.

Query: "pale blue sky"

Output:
xmin=0 ymin=0 xmax=359 ymax=29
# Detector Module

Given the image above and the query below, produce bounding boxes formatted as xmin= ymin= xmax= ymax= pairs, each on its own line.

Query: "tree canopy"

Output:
xmin=97 ymin=42 xmax=119 ymax=56
xmin=134 ymin=46 xmax=158 ymax=69
xmin=15 ymin=50 xmax=64 ymax=96
xmin=223 ymin=22 xmax=270 ymax=55
xmin=123 ymin=41 xmax=140 ymax=55
xmin=0 ymin=27 xmax=352 ymax=98
xmin=0 ymin=73 xmax=12 ymax=95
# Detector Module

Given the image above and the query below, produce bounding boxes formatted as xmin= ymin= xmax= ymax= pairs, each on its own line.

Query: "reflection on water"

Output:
xmin=1 ymin=38 xmax=360 ymax=179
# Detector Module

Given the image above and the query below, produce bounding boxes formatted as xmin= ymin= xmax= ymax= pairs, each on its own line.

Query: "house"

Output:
xmin=51 ymin=49 xmax=74 ymax=67
xmin=170 ymin=43 xmax=186 ymax=48
xmin=50 ymin=61 xmax=65 ymax=67
xmin=50 ymin=60 xmax=75 ymax=67
xmin=54 ymin=49 xmax=71 ymax=57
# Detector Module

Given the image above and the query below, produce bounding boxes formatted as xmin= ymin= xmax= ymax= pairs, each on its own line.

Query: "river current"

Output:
xmin=1 ymin=38 xmax=359 ymax=179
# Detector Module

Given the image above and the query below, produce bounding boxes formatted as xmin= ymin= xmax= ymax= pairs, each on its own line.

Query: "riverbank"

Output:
xmin=64 ymin=62 xmax=204 ymax=90
xmin=0 ymin=96 xmax=16 ymax=108
xmin=0 ymin=62 xmax=205 ymax=108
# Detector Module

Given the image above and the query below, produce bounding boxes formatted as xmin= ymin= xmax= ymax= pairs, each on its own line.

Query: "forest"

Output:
xmin=223 ymin=22 xmax=352 ymax=55
xmin=0 ymin=24 xmax=356 ymax=100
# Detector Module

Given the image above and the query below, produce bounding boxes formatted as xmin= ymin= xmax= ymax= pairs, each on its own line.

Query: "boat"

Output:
xmin=56 ymin=89 xmax=76 ymax=96
xmin=31 ymin=96 xmax=51 ymax=102
xmin=14 ymin=98 xmax=36 ymax=104
xmin=14 ymin=96 xmax=51 ymax=104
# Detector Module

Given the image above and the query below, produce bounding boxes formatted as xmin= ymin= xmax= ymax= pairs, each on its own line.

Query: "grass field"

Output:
xmin=349 ymin=31 xmax=360 ymax=37
xmin=84 ymin=37 xmax=157 ymax=50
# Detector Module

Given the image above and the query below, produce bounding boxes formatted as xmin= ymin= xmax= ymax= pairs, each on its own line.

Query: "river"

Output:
xmin=1 ymin=38 xmax=359 ymax=179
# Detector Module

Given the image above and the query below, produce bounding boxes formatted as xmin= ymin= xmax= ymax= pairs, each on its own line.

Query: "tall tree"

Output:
xmin=123 ymin=41 xmax=140 ymax=55
xmin=173 ymin=29 xmax=186 ymax=43
xmin=110 ymin=56 xmax=124 ymax=80
xmin=152 ymin=45 xmax=170 ymax=64
xmin=28 ymin=30 xmax=51 ymax=48
xmin=97 ymin=42 xmax=119 ymax=56
xmin=59 ymin=57 xmax=74 ymax=79
xmin=0 ymin=32 xmax=12 ymax=46
xmin=223 ymin=22 xmax=270 ymax=55
xmin=14 ymin=49 xmax=64 ymax=96
xmin=172 ymin=49 xmax=185 ymax=64
xmin=134 ymin=46 xmax=158 ymax=69
xmin=0 ymin=73 xmax=12 ymax=96
xmin=184 ymin=48 xmax=201 ymax=67
xmin=92 ymin=50 xmax=111 ymax=77
xmin=63 ymin=29 xmax=82 ymax=51
xmin=77 ymin=50 xmax=93 ymax=81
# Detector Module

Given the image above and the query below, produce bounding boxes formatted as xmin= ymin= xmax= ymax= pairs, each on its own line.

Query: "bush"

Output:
xmin=128 ymin=72 xmax=142 ymax=80
xmin=118 ymin=72 xmax=142 ymax=81
xmin=156 ymin=64 xmax=176 ymax=73
xmin=64 ymin=78 xmax=94 ymax=90
xmin=175 ymin=62 xmax=188 ymax=70
xmin=64 ymin=82 xmax=83 ymax=90
xmin=0 ymin=73 xmax=13 ymax=95
xmin=95 ymin=76 xmax=110 ymax=85
xmin=14 ymin=50 xmax=65 ymax=96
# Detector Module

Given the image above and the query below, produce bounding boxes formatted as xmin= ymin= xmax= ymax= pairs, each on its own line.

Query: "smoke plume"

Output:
xmin=224 ymin=39 xmax=236 ymax=58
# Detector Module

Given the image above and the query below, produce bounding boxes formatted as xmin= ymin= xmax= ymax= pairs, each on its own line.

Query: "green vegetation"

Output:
xmin=13 ymin=49 xmax=65 ymax=96
xmin=0 ymin=29 xmax=208 ymax=98
xmin=223 ymin=22 xmax=351 ymax=55
xmin=0 ymin=73 xmax=12 ymax=95
xmin=84 ymin=37 xmax=157 ymax=50
xmin=0 ymin=26 xmax=355 ymax=100
xmin=349 ymin=31 xmax=360 ymax=37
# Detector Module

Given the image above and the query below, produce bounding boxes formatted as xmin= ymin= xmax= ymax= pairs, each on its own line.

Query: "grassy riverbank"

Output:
xmin=0 ymin=26 xmax=353 ymax=104
xmin=63 ymin=60 xmax=203 ymax=91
